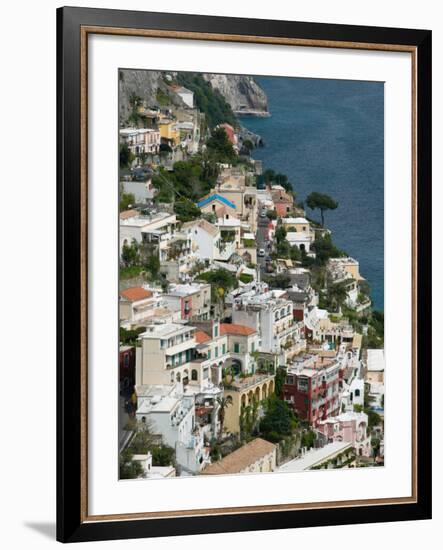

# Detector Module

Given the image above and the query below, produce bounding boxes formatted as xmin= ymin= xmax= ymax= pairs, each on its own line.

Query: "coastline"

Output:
xmin=240 ymin=76 xmax=384 ymax=311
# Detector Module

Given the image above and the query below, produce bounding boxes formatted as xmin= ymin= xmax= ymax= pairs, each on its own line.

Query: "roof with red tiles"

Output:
xmin=194 ymin=330 xmax=212 ymax=344
xmin=120 ymin=287 xmax=153 ymax=302
xmin=220 ymin=323 xmax=257 ymax=337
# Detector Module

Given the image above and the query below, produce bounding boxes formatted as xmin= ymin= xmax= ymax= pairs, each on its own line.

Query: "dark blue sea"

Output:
xmin=241 ymin=76 xmax=384 ymax=311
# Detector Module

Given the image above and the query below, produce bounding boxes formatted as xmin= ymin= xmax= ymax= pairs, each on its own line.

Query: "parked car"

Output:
xmin=258 ymin=248 xmax=266 ymax=257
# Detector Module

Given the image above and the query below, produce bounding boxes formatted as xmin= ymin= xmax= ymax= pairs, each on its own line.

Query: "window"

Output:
xmin=234 ymin=342 xmax=240 ymax=353
xmin=355 ymin=389 xmax=361 ymax=397
xmin=251 ymin=342 xmax=255 ymax=352
xmin=215 ymin=347 xmax=219 ymax=358
xmin=222 ymin=343 xmax=226 ymax=355
xmin=214 ymin=325 xmax=218 ymax=337
xmin=207 ymin=350 xmax=211 ymax=360
xmin=191 ymin=369 xmax=198 ymax=381
xmin=124 ymin=354 xmax=129 ymax=368
xmin=297 ymin=378 xmax=309 ymax=392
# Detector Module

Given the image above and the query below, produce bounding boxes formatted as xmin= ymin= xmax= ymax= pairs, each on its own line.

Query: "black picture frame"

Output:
xmin=57 ymin=6 xmax=432 ymax=543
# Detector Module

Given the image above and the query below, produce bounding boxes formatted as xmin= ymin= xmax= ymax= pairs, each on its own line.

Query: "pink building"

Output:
xmin=317 ymin=411 xmax=372 ymax=457
xmin=218 ymin=123 xmax=238 ymax=147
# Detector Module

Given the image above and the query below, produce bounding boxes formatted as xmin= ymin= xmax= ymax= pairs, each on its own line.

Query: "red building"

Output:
xmin=282 ymin=354 xmax=343 ymax=427
xmin=119 ymin=345 xmax=136 ymax=392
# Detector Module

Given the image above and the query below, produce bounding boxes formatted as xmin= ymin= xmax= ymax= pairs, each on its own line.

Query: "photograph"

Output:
xmin=118 ymin=69 xmax=385 ymax=480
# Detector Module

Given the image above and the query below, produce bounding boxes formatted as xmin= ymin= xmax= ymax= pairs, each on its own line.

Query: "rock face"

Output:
xmin=119 ymin=69 xmax=269 ymax=124
xmin=119 ymin=70 xmax=185 ymax=124
xmin=119 ymin=69 xmax=161 ymax=124
xmin=202 ymin=74 xmax=269 ymax=115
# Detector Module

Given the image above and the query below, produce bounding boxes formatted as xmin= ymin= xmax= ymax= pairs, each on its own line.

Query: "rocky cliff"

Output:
xmin=202 ymin=74 xmax=269 ymax=116
xmin=119 ymin=69 xmax=269 ymax=125
xmin=119 ymin=69 xmax=176 ymax=124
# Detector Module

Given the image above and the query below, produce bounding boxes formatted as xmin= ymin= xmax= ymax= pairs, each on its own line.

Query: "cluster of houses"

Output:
xmin=119 ymin=85 xmax=384 ymax=479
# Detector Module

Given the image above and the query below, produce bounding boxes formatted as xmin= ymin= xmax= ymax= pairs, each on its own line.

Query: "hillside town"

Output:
xmin=118 ymin=71 xmax=385 ymax=480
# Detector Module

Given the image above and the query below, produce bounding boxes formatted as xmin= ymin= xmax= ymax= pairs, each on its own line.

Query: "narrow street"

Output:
xmin=257 ymin=213 xmax=270 ymax=277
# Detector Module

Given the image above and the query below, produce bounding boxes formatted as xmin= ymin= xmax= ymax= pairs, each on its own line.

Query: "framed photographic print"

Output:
xmin=57 ymin=6 xmax=432 ymax=543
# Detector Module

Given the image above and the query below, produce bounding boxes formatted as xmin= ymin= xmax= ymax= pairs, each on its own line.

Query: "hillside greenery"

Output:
xmin=176 ymin=72 xmax=237 ymax=128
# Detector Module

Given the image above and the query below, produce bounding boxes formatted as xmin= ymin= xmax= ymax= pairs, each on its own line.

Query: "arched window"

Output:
xmin=141 ymin=416 xmax=146 ymax=423
xmin=176 ymin=372 xmax=181 ymax=382
xmin=191 ymin=369 xmax=198 ymax=381
xmin=355 ymin=389 xmax=361 ymax=397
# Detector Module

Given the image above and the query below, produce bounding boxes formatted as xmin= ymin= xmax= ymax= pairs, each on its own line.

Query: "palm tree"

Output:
xmin=216 ymin=395 xmax=233 ymax=439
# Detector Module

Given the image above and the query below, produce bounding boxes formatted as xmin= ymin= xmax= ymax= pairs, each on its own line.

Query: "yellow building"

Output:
xmin=158 ymin=120 xmax=180 ymax=146
xmin=223 ymin=373 xmax=275 ymax=434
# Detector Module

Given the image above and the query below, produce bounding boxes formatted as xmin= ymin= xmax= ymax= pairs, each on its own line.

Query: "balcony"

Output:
xmin=224 ymin=373 xmax=274 ymax=392
xmin=165 ymin=338 xmax=196 ymax=356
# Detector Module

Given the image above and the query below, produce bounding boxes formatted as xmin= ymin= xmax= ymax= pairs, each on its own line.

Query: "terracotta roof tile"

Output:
xmin=220 ymin=323 xmax=257 ymax=337
xmin=202 ymin=438 xmax=276 ymax=475
xmin=194 ymin=330 xmax=212 ymax=344
xmin=120 ymin=287 xmax=153 ymax=302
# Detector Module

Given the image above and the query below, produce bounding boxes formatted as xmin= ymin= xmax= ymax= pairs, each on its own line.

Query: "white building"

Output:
xmin=365 ymin=349 xmax=385 ymax=411
xmin=135 ymin=384 xmax=210 ymax=473
xmin=339 ymin=348 xmax=365 ymax=412
xmin=176 ymin=120 xmax=200 ymax=153
xmin=163 ymin=282 xmax=212 ymax=321
xmin=231 ymin=286 xmax=305 ymax=365
xmin=136 ymin=323 xmax=197 ymax=388
xmin=119 ymin=128 xmax=161 ymax=155
xmin=181 ymin=219 xmax=223 ymax=261
xmin=327 ymin=257 xmax=371 ymax=311
xmin=286 ymin=231 xmax=314 ymax=253
xmin=119 ymin=211 xmax=178 ymax=257
xmin=173 ymin=86 xmax=194 ymax=108
xmin=119 ymin=286 xmax=158 ymax=323
xmin=132 ymin=452 xmax=176 ymax=479
xmin=277 ymin=441 xmax=353 ymax=472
